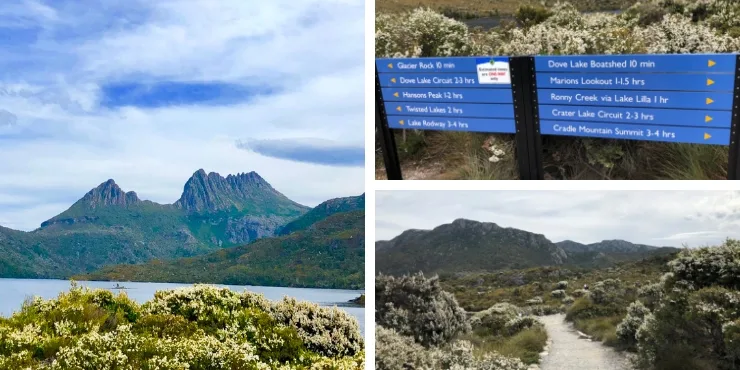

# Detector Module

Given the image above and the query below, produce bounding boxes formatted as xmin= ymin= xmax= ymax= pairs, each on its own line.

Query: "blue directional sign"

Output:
xmin=540 ymin=120 xmax=730 ymax=145
xmin=379 ymin=73 xmax=515 ymax=88
xmin=539 ymin=105 xmax=732 ymax=128
xmin=377 ymin=57 xmax=511 ymax=76
xmin=534 ymin=53 xmax=737 ymax=145
xmin=381 ymin=88 xmax=513 ymax=104
xmin=537 ymin=89 xmax=733 ymax=110
xmin=377 ymin=56 xmax=515 ymax=133
xmin=385 ymin=102 xmax=514 ymax=119
xmin=535 ymin=54 xmax=737 ymax=73
xmin=537 ymin=73 xmax=734 ymax=91
xmin=377 ymin=54 xmax=739 ymax=144
xmin=388 ymin=116 xmax=516 ymax=133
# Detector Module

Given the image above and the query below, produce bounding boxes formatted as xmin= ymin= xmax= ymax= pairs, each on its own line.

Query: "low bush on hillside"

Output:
xmin=0 ymin=283 xmax=364 ymax=369
xmin=376 ymin=272 xmax=469 ymax=346
xmin=376 ymin=272 xmax=537 ymax=369
xmin=627 ymin=239 xmax=740 ymax=370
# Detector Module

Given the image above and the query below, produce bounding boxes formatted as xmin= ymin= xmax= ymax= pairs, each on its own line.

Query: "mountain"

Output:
xmin=376 ymin=219 xmax=568 ymax=276
xmin=555 ymin=239 xmax=678 ymax=268
xmin=375 ymin=219 xmax=678 ymax=276
xmin=0 ymin=170 xmax=311 ymax=279
xmin=277 ymin=193 xmax=365 ymax=235
xmin=77 ymin=210 xmax=366 ymax=289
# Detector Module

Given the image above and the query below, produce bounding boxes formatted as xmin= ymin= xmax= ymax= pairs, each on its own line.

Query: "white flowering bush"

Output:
xmin=472 ymin=303 xmax=521 ymax=335
xmin=562 ymin=296 xmax=575 ymax=305
xmin=376 ymin=273 xmax=470 ymax=346
xmin=524 ymin=304 xmax=561 ymax=316
xmin=375 ymin=325 xmax=434 ymax=370
xmin=571 ymin=289 xmax=589 ymax=298
xmin=555 ymin=281 xmax=568 ymax=290
xmin=525 ymin=297 xmax=543 ymax=305
xmin=637 ymin=282 xmax=664 ymax=309
xmin=375 ymin=8 xmax=480 ymax=58
xmin=0 ymin=283 xmax=364 ymax=369
xmin=590 ymin=279 xmax=622 ymax=304
xmin=668 ymin=239 xmax=740 ymax=290
xmin=550 ymin=289 xmax=566 ymax=299
xmin=376 ymin=326 xmax=529 ymax=370
xmin=616 ymin=301 xmax=651 ymax=349
xmin=504 ymin=316 xmax=542 ymax=335
xmin=433 ymin=339 xmax=529 ymax=370
xmin=630 ymin=239 xmax=740 ymax=369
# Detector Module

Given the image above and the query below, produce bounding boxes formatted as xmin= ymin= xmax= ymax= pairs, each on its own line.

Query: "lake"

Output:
xmin=0 ymin=279 xmax=365 ymax=334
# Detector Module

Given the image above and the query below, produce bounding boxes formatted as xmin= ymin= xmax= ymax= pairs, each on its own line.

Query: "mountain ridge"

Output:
xmin=376 ymin=218 xmax=679 ymax=275
xmin=0 ymin=170 xmax=359 ymax=284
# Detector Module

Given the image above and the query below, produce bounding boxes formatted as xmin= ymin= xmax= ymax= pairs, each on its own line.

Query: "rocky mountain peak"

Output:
xmin=174 ymin=169 xmax=281 ymax=213
xmin=80 ymin=179 xmax=140 ymax=208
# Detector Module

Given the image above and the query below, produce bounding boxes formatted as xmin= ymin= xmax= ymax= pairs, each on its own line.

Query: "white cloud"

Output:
xmin=0 ymin=0 xmax=364 ymax=231
xmin=375 ymin=191 xmax=740 ymax=248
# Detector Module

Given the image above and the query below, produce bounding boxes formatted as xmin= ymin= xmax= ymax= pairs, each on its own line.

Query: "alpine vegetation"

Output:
xmin=0 ymin=284 xmax=364 ymax=369
xmin=375 ymin=273 xmax=540 ymax=370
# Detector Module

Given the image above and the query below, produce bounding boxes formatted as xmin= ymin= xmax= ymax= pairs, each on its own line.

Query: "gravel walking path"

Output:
xmin=538 ymin=314 xmax=633 ymax=370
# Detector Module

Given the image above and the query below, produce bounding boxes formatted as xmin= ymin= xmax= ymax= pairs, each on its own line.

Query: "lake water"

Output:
xmin=0 ymin=279 xmax=364 ymax=333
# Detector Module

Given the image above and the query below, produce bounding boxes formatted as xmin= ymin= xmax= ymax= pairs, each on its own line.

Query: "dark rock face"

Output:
xmin=81 ymin=179 xmax=141 ymax=208
xmin=224 ymin=215 xmax=286 ymax=244
xmin=174 ymin=169 xmax=290 ymax=213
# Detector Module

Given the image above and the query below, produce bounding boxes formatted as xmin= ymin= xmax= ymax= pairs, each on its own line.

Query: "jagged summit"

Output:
xmin=174 ymin=169 xmax=303 ymax=214
xmin=80 ymin=179 xmax=141 ymax=208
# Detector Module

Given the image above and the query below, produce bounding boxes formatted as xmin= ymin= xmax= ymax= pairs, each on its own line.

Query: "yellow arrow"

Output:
xmin=390 ymin=78 xmax=396 ymax=83
xmin=396 ymin=106 xmax=402 ymax=112
xmin=704 ymin=133 xmax=712 ymax=140
xmin=393 ymin=92 xmax=399 ymax=98
xmin=707 ymin=78 xmax=714 ymax=86
xmin=399 ymin=120 xmax=404 ymax=126
xmin=705 ymin=115 xmax=713 ymax=123
xmin=706 ymin=97 xmax=714 ymax=105
xmin=708 ymin=59 xmax=716 ymax=67
xmin=388 ymin=63 xmax=393 ymax=69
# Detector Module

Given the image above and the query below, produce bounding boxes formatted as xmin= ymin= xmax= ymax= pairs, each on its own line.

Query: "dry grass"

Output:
xmin=376 ymin=0 xmax=530 ymax=17
xmin=376 ymin=0 xmax=636 ymax=17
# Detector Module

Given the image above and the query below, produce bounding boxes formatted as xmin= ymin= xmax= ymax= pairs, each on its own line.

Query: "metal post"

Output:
xmin=522 ymin=56 xmax=544 ymax=180
xmin=375 ymin=66 xmax=403 ymax=180
xmin=728 ymin=54 xmax=740 ymax=180
xmin=510 ymin=57 xmax=533 ymax=180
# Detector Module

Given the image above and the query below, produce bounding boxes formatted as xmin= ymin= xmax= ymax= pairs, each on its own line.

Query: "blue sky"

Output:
xmin=0 ymin=0 xmax=364 ymax=231
xmin=376 ymin=191 xmax=740 ymax=248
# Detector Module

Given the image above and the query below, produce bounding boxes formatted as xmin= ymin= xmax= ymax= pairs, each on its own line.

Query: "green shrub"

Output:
xmin=504 ymin=316 xmax=541 ymax=336
xmin=616 ymin=301 xmax=651 ymax=349
xmin=515 ymin=5 xmax=553 ymax=27
xmin=551 ymin=289 xmax=566 ymax=299
xmin=375 ymin=325 xmax=434 ymax=370
xmin=669 ymin=239 xmax=740 ymax=290
xmin=472 ymin=303 xmax=520 ymax=335
xmin=376 ymin=273 xmax=469 ymax=346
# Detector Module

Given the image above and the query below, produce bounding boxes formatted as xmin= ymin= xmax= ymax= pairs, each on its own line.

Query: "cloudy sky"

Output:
xmin=376 ymin=191 xmax=740 ymax=248
xmin=0 ymin=1 xmax=364 ymax=231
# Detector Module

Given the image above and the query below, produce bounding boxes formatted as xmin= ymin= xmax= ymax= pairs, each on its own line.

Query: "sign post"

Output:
xmin=375 ymin=67 xmax=403 ymax=180
xmin=728 ymin=55 xmax=740 ymax=180
xmin=375 ymin=56 xmax=529 ymax=178
xmin=375 ymin=53 xmax=740 ymax=180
